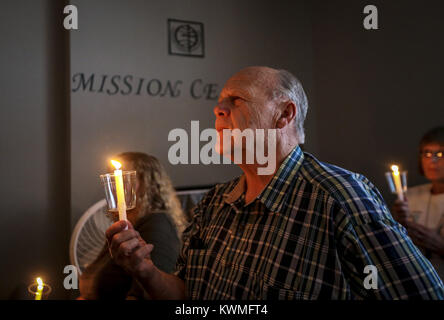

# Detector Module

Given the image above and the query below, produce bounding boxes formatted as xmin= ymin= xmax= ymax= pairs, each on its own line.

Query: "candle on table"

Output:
xmin=111 ymin=160 xmax=127 ymax=223
xmin=391 ymin=165 xmax=404 ymax=201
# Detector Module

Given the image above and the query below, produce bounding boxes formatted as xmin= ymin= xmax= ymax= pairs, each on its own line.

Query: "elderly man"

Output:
xmin=106 ymin=66 xmax=444 ymax=299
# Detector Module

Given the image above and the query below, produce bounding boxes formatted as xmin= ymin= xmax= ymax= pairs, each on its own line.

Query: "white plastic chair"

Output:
xmin=69 ymin=199 xmax=113 ymax=275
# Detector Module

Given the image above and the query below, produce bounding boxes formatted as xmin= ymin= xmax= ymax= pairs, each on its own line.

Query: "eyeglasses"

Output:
xmin=421 ymin=150 xmax=443 ymax=160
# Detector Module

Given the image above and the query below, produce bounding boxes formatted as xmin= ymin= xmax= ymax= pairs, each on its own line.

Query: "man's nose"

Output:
xmin=214 ymin=104 xmax=230 ymax=117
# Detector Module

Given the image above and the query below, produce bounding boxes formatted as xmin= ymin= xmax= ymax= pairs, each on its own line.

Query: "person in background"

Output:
xmin=392 ymin=126 xmax=444 ymax=280
xmin=78 ymin=152 xmax=187 ymax=299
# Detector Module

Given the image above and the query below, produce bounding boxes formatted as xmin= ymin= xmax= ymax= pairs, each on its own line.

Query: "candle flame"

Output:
xmin=36 ymin=277 xmax=43 ymax=290
xmin=391 ymin=165 xmax=399 ymax=175
xmin=111 ymin=159 xmax=122 ymax=170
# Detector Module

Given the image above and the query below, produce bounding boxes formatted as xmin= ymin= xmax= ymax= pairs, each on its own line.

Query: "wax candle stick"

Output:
xmin=35 ymin=277 xmax=43 ymax=300
xmin=111 ymin=160 xmax=127 ymax=222
xmin=391 ymin=165 xmax=404 ymax=201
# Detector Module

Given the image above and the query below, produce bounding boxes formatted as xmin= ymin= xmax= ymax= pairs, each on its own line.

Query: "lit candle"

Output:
xmin=391 ymin=165 xmax=404 ymax=201
xmin=111 ymin=160 xmax=127 ymax=223
xmin=35 ymin=277 xmax=43 ymax=300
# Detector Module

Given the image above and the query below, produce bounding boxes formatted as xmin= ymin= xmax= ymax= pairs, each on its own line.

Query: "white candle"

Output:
xmin=111 ymin=160 xmax=127 ymax=222
xmin=391 ymin=165 xmax=404 ymax=201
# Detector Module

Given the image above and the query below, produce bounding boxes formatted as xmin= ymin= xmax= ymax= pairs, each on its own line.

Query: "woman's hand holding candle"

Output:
xmin=391 ymin=198 xmax=410 ymax=226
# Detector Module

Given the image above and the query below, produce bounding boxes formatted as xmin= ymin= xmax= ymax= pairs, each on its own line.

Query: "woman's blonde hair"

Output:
xmin=115 ymin=152 xmax=187 ymax=238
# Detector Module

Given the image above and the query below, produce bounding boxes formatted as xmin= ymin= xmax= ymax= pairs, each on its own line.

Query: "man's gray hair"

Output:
xmin=272 ymin=69 xmax=308 ymax=144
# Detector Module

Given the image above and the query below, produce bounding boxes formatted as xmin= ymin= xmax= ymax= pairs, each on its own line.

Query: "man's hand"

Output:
xmin=391 ymin=198 xmax=410 ymax=226
xmin=408 ymin=221 xmax=444 ymax=256
xmin=105 ymin=220 xmax=186 ymax=299
xmin=105 ymin=220 xmax=155 ymax=279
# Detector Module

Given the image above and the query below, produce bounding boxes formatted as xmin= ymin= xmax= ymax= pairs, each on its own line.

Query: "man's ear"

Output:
xmin=276 ymin=101 xmax=296 ymax=129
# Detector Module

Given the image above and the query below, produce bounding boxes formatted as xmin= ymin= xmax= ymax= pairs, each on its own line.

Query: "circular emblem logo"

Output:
xmin=174 ymin=24 xmax=200 ymax=53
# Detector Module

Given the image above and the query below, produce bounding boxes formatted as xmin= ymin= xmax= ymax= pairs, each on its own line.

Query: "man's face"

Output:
xmin=421 ymin=143 xmax=444 ymax=182
xmin=214 ymin=69 xmax=278 ymax=154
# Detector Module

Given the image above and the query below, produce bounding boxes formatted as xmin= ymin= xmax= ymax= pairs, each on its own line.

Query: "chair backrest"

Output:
xmin=69 ymin=199 xmax=113 ymax=274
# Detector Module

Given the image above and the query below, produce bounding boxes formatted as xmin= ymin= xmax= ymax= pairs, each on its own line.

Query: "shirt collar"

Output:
xmin=224 ymin=146 xmax=304 ymax=212
xmin=224 ymin=175 xmax=246 ymax=205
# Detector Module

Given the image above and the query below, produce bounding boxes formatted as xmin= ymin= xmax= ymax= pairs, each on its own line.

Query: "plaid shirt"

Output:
xmin=175 ymin=146 xmax=444 ymax=299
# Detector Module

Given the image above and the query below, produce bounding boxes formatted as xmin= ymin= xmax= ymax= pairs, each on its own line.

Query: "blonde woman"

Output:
xmin=79 ymin=152 xmax=187 ymax=300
